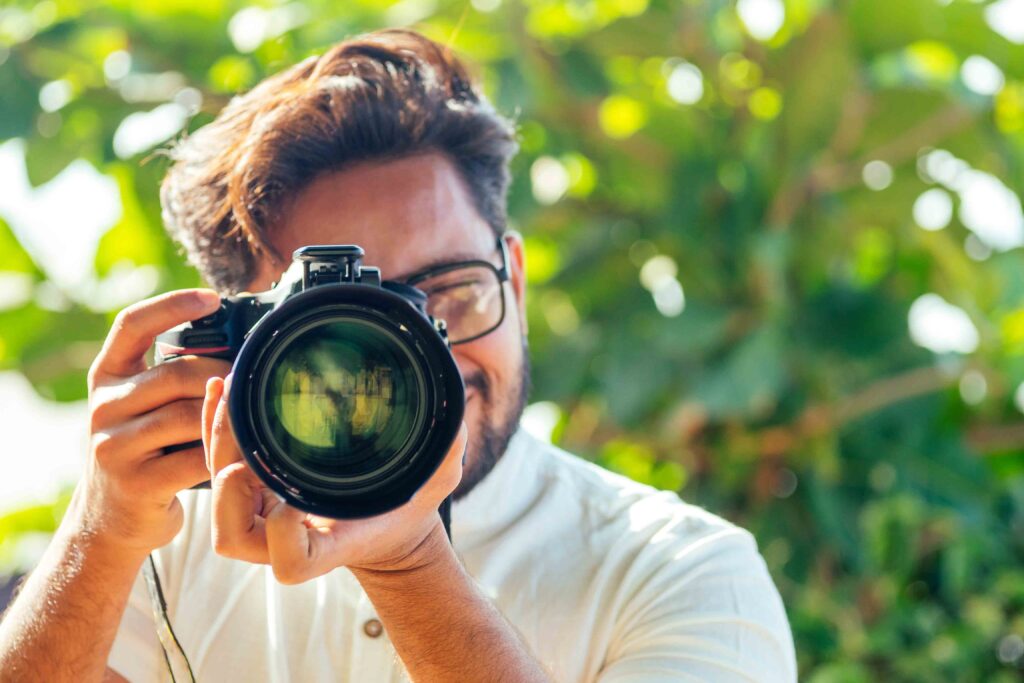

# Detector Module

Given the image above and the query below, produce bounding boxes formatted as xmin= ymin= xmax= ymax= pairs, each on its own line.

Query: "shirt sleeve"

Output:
xmin=106 ymin=564 xmax=166 ymax=683
xmin=596 ymin=526 xmax=797 ymax=683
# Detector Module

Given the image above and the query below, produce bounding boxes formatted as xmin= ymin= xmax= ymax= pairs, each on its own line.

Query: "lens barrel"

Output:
xmin=228 ymin=283 xmax=464 ymax=519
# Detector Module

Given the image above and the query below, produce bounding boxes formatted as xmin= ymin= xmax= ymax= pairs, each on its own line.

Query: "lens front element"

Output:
xmin=262 ymin=318 xmax=425 ymax=485
xmin=229 ymin=283 xmax=464 ymax=519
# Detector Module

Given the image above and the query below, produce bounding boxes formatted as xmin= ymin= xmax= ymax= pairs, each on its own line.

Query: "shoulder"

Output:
xmin=526 ymin=437 xmax=797 ymax=681
xmin=533 ymin=436 xmax=753 ymax=556
xmin=516 ymin=434 xmax=777 ymax=597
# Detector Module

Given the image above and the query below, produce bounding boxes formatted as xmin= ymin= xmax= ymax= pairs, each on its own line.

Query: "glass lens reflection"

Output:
xmin=417 ymin=265 xmax=503 ymax=343
xmin=263 ymin=318 xmax=425 ymax=483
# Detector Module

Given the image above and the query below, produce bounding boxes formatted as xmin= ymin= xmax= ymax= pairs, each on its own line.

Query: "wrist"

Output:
xmin=60 ymin=497 xmax=153 ymax=570
xmin=349 ymin=518 xmax=454 ymax=587
xmin=64 ymin=481 xmax=180 ymax=564
xmin=61 ymin=521 xmax=150 ymax=569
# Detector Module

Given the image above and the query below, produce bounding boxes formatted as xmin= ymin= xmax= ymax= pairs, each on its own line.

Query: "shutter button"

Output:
xmin=363 ymin=618 xmax=383 ymax=638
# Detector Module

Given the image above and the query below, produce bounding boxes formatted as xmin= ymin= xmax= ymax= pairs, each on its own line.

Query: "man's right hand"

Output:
xmin=69 ymin=288 xmax=231 ymax=558
xmin=0 ymin=288 xmax=231 ymax=682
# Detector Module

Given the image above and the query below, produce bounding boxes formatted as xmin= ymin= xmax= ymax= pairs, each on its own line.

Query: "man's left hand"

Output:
xmin=201 ymin=374 xmax=467 ymax=584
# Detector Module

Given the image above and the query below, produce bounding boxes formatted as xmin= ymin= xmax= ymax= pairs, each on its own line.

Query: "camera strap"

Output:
xmin=143 ymin=554 xmax=196 ymax=683
xmin=144 ymin=499 xmax=454 ymax=682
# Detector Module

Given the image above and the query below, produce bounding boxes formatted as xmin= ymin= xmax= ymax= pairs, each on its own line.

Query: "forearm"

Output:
xmin=0 ymin=510 xmax=145 ymax=683
xmin=351 ymin=523 xmax=551 ymax=683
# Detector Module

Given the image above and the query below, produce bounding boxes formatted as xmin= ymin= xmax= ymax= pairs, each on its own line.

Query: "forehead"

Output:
xmin=252 ymin=151 xmax=496 ymax=289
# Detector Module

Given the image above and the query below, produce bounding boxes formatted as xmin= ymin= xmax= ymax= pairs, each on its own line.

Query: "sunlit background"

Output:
xmin=2 ymin=0 xmax=1024 ymax=678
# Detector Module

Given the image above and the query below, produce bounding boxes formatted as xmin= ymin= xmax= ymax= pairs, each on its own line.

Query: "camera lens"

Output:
xmin=229 ymin=283 xmax=464 ymax=519
xmin=259 ymin=317 xmax=427 ymax=486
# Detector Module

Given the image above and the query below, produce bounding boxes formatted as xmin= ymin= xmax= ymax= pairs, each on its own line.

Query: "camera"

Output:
xmin=154 ymin=245 xmax=465 ymax=520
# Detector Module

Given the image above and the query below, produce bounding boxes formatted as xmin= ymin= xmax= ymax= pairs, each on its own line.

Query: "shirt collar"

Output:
xmin=450 ymin=425 xmax=539 ymax=548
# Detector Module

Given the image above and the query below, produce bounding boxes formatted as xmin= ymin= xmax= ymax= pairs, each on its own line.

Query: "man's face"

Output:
xmin=247 ymin=151 xmax=530 ymax=499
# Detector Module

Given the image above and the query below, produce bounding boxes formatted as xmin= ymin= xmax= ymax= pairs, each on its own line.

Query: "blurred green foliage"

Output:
xmin=0 ymin=492 xmax=69 ymax=572
xmin=2 ymin=0 xmax=1024 ymax=678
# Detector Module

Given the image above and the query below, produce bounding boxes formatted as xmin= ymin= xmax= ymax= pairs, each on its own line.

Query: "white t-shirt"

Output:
xmin=108 ymin=427 xmax=797 ymax=682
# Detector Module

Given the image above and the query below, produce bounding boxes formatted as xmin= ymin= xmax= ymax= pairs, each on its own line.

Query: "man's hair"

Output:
xmin=160 ymin=28 xmax=520 ymax=293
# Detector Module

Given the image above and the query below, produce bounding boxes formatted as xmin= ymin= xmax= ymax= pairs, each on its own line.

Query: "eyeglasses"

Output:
xmin=401 ymin=234 xmax=511 ymax=345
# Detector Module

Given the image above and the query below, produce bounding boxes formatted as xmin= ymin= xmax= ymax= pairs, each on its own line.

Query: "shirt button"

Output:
xmin=363 ymin=618 xmax=384 ymax=638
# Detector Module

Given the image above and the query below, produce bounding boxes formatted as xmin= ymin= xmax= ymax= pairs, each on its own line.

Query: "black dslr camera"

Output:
xmin=155 ymin=245 xmax=465 ymax=520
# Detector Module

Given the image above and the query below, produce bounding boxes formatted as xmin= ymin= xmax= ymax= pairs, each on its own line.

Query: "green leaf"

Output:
xmin=691 ymin=324 xmax=787 ymax=418
xmin=776 ymin=11 xmax=856 ymax=165
xmin=94 ymin=163 xmax=165 ymax=276
xmin=23 ymin=132 xmax=78 ymax=187
xmin=0 ymin=217 xmax=39 ymax=274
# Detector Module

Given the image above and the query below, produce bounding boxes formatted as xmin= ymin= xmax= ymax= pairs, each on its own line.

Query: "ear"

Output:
xmin=504 ymin=230 xmax=528 ymax=336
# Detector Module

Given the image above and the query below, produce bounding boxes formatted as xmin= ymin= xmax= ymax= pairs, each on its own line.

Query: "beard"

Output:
xmin=452 ymin=338 xmax=531 ymax=501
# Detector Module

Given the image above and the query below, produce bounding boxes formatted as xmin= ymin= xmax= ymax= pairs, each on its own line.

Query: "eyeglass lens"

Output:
xmin=414 ymin=265 xmax=504 ymax=344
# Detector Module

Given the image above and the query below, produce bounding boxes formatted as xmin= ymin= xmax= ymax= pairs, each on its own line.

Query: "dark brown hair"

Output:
xmin=160 ymin=28 xmax=519 ymax=293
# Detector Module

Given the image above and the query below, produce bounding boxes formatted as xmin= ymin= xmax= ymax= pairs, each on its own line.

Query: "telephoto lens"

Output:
xmin=155 ymin=245 xmax=465 ymax=519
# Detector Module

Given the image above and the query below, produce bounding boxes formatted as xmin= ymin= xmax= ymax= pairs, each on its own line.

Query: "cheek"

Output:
xmin=451 ymin=328 xmax=520 ymax=387
xmin=448 ymin=327 xmax=524 ymax=456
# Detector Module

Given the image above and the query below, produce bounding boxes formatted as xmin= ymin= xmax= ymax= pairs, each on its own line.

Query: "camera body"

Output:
xmin=155 ymin=245 xmax=465 ymax=520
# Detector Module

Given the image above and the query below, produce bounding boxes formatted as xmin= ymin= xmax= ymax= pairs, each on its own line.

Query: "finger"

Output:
xmin=93 ymin=356 xmax=232 ymax=427
xmin=207 ymin=373 xmax=274 ymax=563
xmin=209 ymin=374 xmax=242 ymax=477
xmin=410 ymin=421 xmax=468 ymax=511
xmin=265 ymin=503 xmax=326 ymax=585
xmin=103 ymin=398 xmax=206 ymax=463
xmin=202 ymin=376 xmax=224 ymax=475
xmin=211 ymin=462 xmax=270 ymax=564
xmin=140 ymin=445 xmax=210 ymax=497
xmin=93 ymin=289 xmax=221 ymax=379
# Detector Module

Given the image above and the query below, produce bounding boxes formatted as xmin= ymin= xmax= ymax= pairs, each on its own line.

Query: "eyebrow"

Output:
xmin=391 ymin=251 xmax=497 ymax=283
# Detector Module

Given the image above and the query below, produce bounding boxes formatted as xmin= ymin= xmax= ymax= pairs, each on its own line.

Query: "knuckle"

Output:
xmin=213 ymin=463 xmax=242 ymax=490
xmin=226 ymin=461 xmax=251 ymax=481
xmin=110 ymin=308 xmax=133 ymax=341
xmin=112 ymin=304 xmax=137 ymax=331
xmin=214 ymin=463 xmax=253 ymax=496
xmin=216 ymin=462 xmax=242 ymax=483
xmin=211 ymin=529 xmax=238 ymax=557
xmin=272 ymin=561 xmax=306 ymax=586
xmin=91 ymin=431 xmax=120 ymax=466
xmin=88 ymin=386 xmax=126 ymax=432
xmin=441 ymin=468 xmax=462 ymax=495
xmin=88 ymin=399 xmax=111 ymax=433
xmin=86 ymin=362 xmax=101 ymax=392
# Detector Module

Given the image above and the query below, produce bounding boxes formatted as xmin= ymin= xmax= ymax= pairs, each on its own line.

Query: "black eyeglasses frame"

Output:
xmin=400 ymin=234 xmax=512 ymax=346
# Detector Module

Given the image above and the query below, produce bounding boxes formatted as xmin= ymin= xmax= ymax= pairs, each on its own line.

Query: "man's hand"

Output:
xmin=202 ymin=374 xmax=468 ymax=583
xmin=73 ymin=289 xmax=231 ymax=558
xmin=0 ymin=289 xmax=233 ymax=683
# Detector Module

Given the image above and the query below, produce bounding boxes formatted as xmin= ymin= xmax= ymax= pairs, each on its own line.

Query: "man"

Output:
xmin=0 ymin=28 xmax=796 ymax=682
